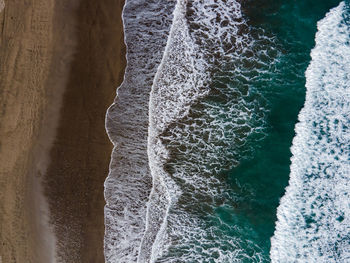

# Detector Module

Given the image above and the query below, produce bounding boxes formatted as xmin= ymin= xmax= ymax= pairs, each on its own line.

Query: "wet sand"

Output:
xmin=44 ymin=0 xmax=126 ymax=261
xmin=0 ymin=0 xmax=125 ymax=262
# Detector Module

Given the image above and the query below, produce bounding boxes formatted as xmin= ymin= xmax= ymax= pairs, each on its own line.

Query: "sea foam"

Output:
xmin=138 ymin=1 xmax=212 ymax=261
xmin=271 ymin=2 xmax=350 ymax=262
xmin=104 ymin=0 xmax=175 ymax=262
xmin=105 ymin=0 xmax=279 ymax=261
xmin=143 ymin=0 xmax=277 ymax=262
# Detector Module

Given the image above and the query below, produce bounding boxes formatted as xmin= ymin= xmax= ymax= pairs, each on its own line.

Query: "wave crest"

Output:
xmin=271 ymin=2 xmax=350 ymax=262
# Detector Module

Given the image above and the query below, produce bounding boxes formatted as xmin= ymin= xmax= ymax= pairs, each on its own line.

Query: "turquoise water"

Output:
xmin=105 ymin=0 xmax=348 ymax=261
xmin=219 ymin=0 xmax=343 ymax=260
xmin=157 ymin=0 xmax=342 ymax=261
xmin=271 ymin=2 xmax=350 ymax=261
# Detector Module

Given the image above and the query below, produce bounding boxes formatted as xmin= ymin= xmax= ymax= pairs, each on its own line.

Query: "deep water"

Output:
xmin=104 ymin=0 xmax=346 ymax=261
xmin=218 ymin=0 xmax=343 ymax=260
xmin=159 ymin=0 xmax=343 ymax=261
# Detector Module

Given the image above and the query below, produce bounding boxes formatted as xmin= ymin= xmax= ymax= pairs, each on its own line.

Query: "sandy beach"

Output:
xmin=0 ymin=0 xmax=125 ymax=262
xmin=0 ymin=0 xmax=57 ymax=262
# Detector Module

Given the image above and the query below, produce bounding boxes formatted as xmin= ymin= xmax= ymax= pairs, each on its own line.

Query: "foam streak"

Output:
xmin=271 ymin=2 xmax=350 ymax=262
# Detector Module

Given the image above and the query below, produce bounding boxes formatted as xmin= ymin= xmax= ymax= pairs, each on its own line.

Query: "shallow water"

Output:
xmin=105 ymin=0 xmax=348 ymax=262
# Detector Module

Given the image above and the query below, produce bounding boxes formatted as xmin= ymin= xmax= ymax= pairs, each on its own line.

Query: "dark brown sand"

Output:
xmin=0 ymin=0 xmax=125 ymax=262
xmin=44 ymin=0 xmax=126 ymax=262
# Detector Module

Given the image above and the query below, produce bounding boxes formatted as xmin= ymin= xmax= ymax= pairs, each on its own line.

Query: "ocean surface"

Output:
xmin=104 ymin=0 xmax=349 ymax=262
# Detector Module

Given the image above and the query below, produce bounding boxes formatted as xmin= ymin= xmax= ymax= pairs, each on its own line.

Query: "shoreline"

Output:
xmin=43 ymin=0 xmax=126 ymax=261
xmin=0 ymin=0 xmax=126 ymax=262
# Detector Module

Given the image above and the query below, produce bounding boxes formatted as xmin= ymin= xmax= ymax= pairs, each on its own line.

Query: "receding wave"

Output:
xmin=104 ymin=0 xmax=176 ymax=262
xmin=271 ymin=2 xmax=350 ymax=262
xmin=141 ymin=0 xmax=278 ymax=262
xmin=138 ymin=1 xmax=211 ymax=261
xmin=105 ymin=0 xmax=280 ymax=261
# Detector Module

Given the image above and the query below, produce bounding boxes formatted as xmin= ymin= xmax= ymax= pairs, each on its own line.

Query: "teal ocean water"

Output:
xmin=105 ymin=0 xmax=349 ymax=262
xmin=219 ymin=0 xmax=343 ymax=260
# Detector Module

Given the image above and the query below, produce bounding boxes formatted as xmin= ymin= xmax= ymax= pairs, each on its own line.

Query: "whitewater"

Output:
xmin=104 ymin=0 xmax=278 ymax=261
xmin=271 ymin=2 xmax=350 ymax=262
xmin=103 ymin=0 xmax=290 ymax=260
xmin=102 ymin=0 xmax=350 ymax=262
xmin=104 ymin=0 xmax=176 ymax=262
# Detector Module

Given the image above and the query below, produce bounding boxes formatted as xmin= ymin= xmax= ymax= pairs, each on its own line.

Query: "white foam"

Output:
xmin=138 ymin=0 xmax=211 ymax=261
xmin=271 ymin=2 xmax=350 ymax=262
xmin=105 ymin=0 xmax=278 ymax=261
xmin=104 ymin=0 xmax=176 ymax=262
xmin=142 ymin=0 xmax=277 ymax=261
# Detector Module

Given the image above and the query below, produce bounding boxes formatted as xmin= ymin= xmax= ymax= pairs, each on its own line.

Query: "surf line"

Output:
xmin=139 ymin=0 xmax=211 ymax=261
xmin=271 ymin=2 xmax=350 ymax=262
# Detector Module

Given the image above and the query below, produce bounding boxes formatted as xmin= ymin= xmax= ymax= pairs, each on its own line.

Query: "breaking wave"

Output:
xmin=105 ymin=0 xmax=279 ymax=262
xmin=104 ymin=0 xmax=176 ymax=262
xmin=143 ymin=0 xmax=277 ymax=261
xmin=271 ymin=2 xmax=350 ymax=262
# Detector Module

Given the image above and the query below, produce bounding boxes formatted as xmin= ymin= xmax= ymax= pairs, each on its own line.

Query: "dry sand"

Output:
xmin=0 ymin=0 xmax=57 ymax=262
xmin=0 ymin=0 xmax=125 ymax=262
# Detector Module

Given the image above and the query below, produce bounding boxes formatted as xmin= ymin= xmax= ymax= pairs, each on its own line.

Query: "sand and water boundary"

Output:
xmin=0 ymin=0 xmax=125 ymax=262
